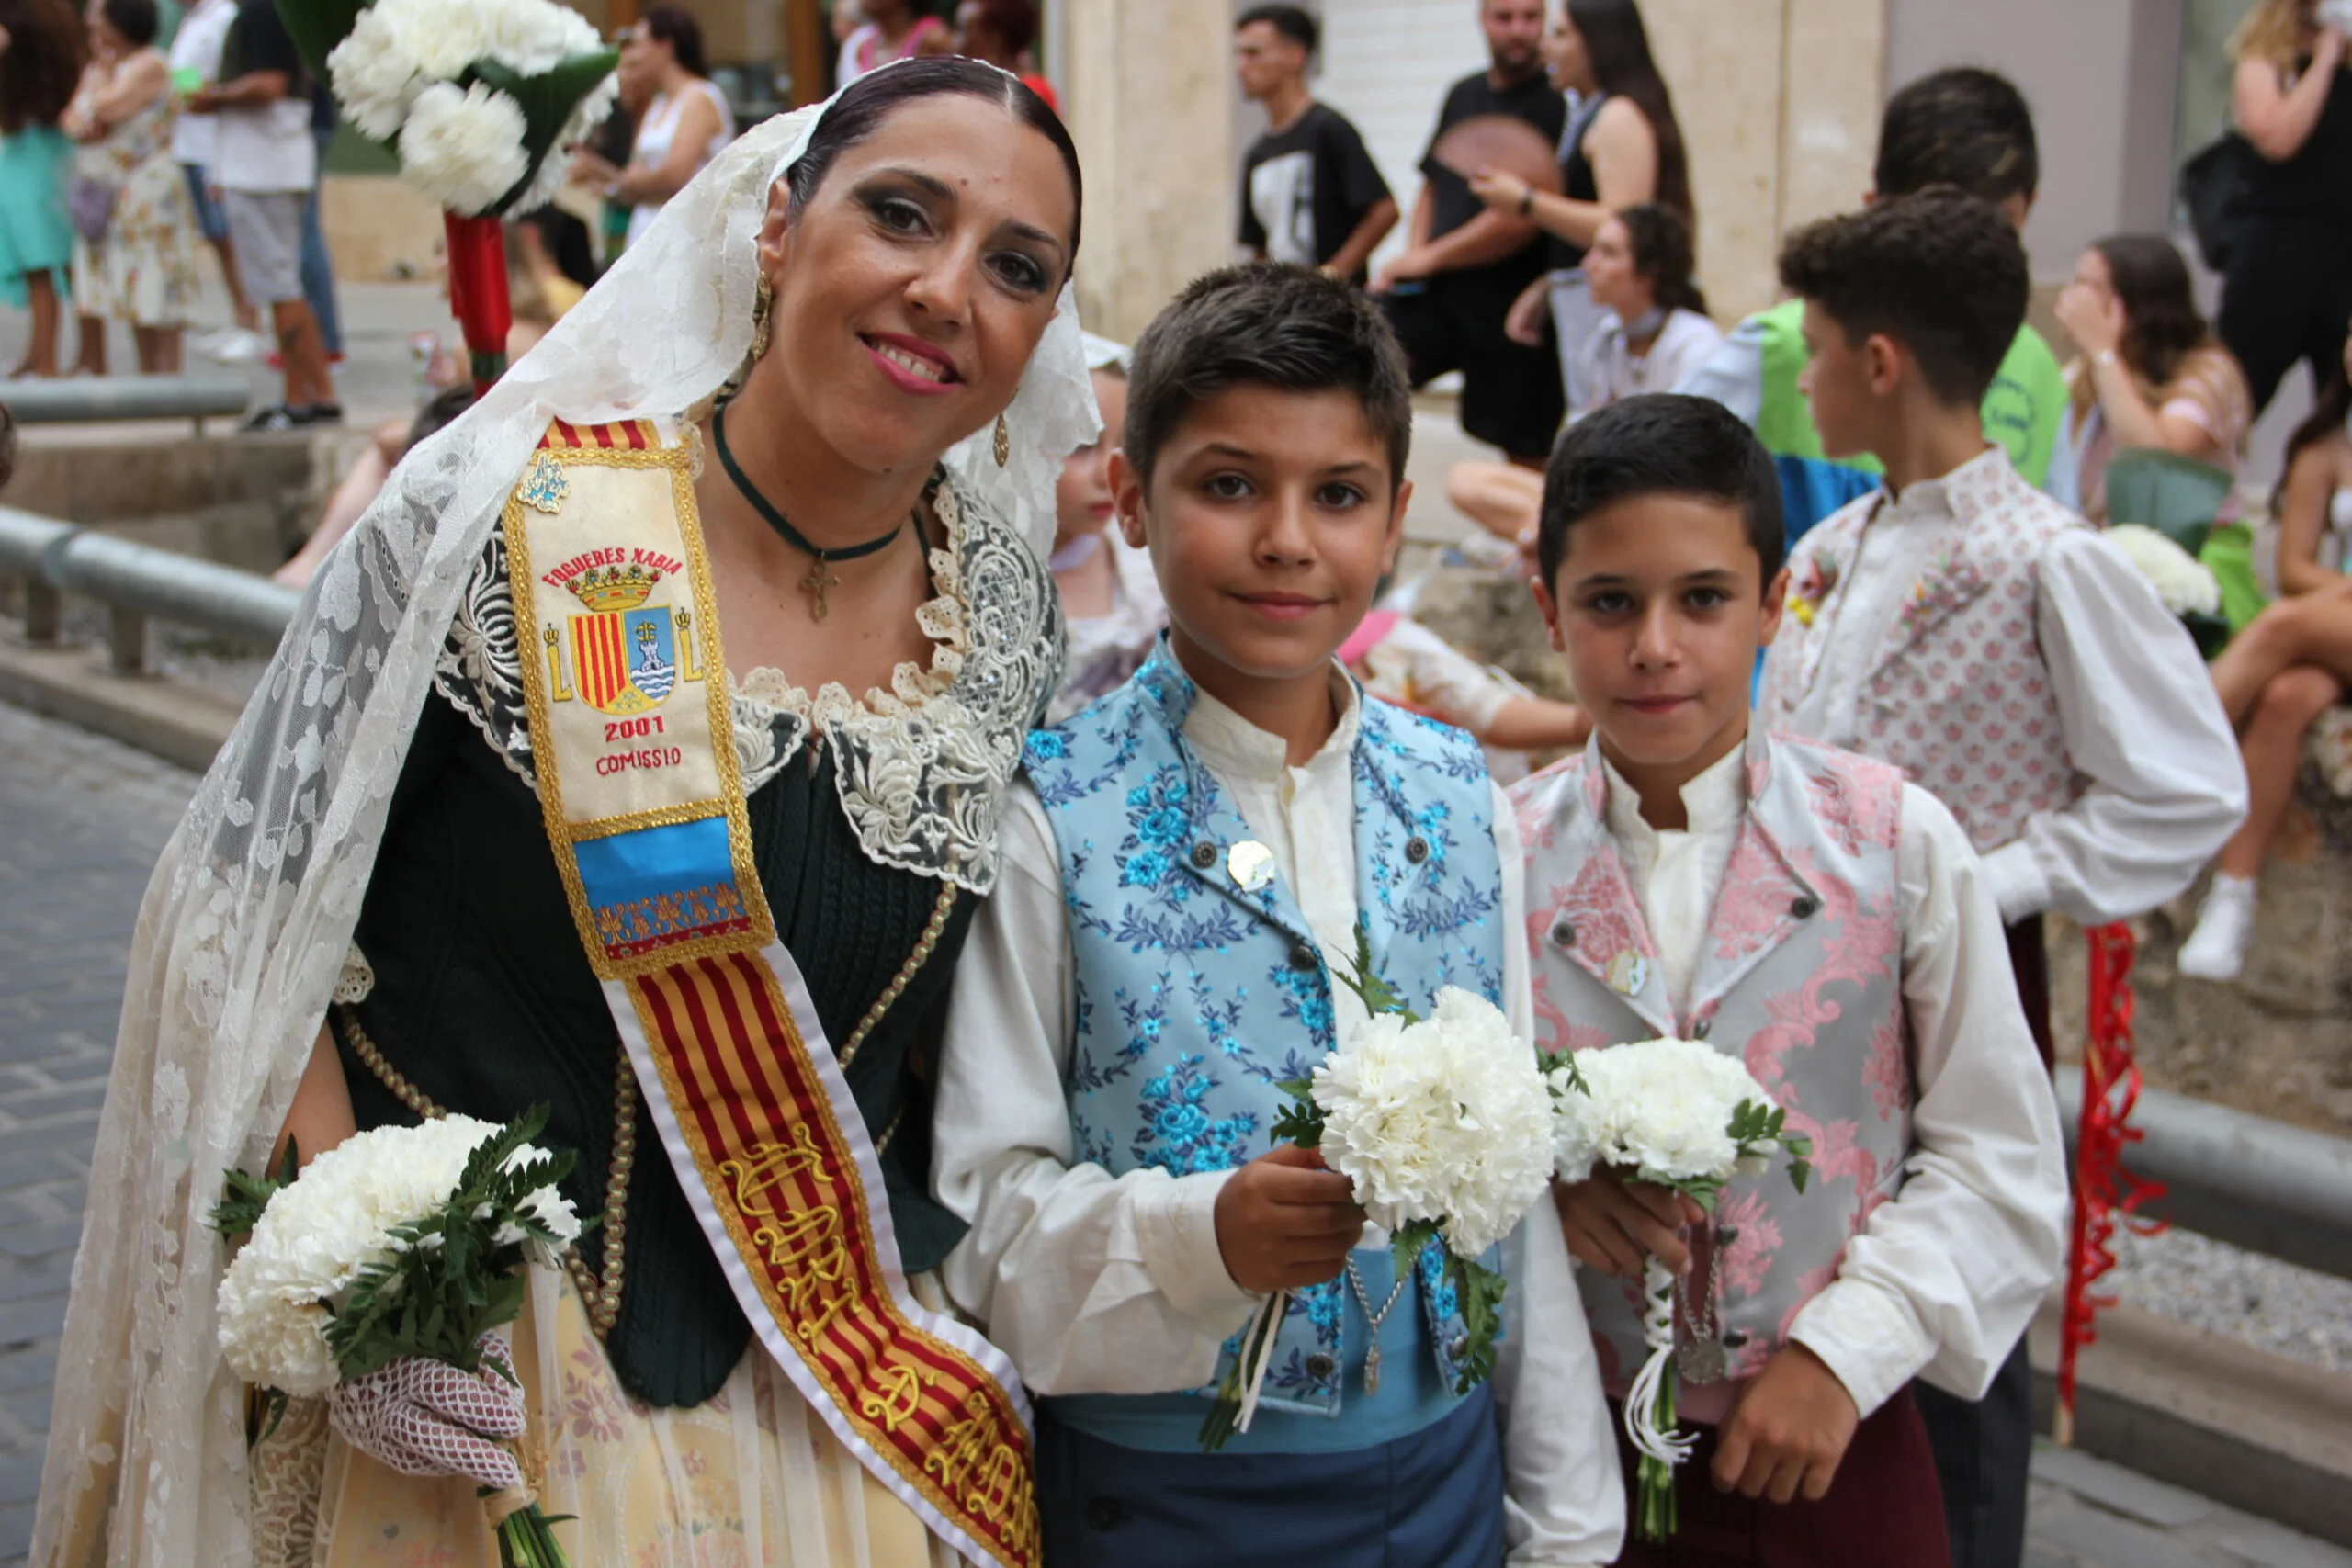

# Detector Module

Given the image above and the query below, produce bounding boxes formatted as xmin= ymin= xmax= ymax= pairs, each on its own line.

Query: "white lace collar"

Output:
xmin=435 ymin=468 xmax=1061 ymax=895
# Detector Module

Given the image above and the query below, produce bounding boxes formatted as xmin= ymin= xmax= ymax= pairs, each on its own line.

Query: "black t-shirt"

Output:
xmin=1238 ymin=102 xmax=1393 ymax=279
xmin=1418 ymin=69 xmax=1566 ymax=296
xmin=220 ymin=0 xmax=305 ymax=90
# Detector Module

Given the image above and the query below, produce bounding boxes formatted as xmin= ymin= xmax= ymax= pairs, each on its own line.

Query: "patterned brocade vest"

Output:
xmin=1758 ymin=452 xmax=2083 ymax=853
xmin=1023 ymin=643 xmax=1507 ymax=1424
xmin=1511 ymin=733 xmax=1912 ymax=1390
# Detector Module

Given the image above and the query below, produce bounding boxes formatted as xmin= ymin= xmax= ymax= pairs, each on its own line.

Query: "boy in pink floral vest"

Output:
xmin=1756 ymin=190 xmax=2244 ymax=1568
xmin=1517 ymin=393 xmax=2068 ymax=1567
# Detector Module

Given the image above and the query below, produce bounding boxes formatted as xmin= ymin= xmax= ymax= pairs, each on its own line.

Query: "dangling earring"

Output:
xmin=748 ymin=272 xmax=775 ymax=363
xmin=993 ymin=412 xmax=1011 ymax=468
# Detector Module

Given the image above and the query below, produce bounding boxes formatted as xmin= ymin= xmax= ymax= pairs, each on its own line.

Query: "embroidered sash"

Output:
xmin=502 ymin=417 xmax=1038 ymax=1568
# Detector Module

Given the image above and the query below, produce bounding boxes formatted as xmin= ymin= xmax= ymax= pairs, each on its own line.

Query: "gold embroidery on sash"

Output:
xmin=503 ymin=418 xmax=1040 ymax=1567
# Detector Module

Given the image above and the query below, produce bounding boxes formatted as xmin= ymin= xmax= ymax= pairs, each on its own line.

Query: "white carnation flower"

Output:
xmin=328 ymin=11 xmax=424 ymax=141
xmin=399 ymin=82 xmax=531 ymax=217
xmin=2105 ymin=524 xmax=2222 ymax=618
xmin=216 ymin=1116 xmax=580 ymax=1393
xmin=217 ymin=1116 xmax=492 ymax=1393
xmin=1313 ymin=987 xmax=1555 ymax=1259
xmin=482 ymin=0 xmax=604 ymax=76
xmin=1552 ymin=1037 xmax=1782 ymax=1187
xmin=367 ymin=0 xmax=499 ymax=82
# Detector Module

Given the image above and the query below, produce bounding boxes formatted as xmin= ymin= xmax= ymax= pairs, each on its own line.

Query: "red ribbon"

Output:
xmin=443 ymin=211 xmax=512 ymax=395
xmin=2055 ymin=921 xmax=2168 ymax=1444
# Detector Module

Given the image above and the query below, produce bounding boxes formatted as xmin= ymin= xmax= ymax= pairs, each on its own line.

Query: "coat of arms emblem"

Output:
xmin=544 ymin=558 xmax=699 ymax=716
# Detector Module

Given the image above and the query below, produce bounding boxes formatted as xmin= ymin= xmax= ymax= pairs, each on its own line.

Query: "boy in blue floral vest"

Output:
xmin=933 ymin=264 xmax=1623 ymax=1567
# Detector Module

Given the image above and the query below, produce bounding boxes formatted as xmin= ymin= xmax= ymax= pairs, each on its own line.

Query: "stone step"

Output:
xmin=2030 ymin=1296 xmax=2352 ymax=1548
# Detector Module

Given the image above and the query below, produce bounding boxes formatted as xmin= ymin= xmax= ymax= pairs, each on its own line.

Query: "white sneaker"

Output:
xmin=209 ymin=328 xmax=267 ymax=364
xmin=2177 ymin=876 xmax=2256 ymax=981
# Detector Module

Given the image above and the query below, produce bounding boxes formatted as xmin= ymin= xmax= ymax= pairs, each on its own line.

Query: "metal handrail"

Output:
xmin=2 ymin=372 xmax=251 ymax=434
xmin=0 ymin=505 xmax=296 ymax=670
xmin=2056 ymin=1064 xmax=2352 ymax=1281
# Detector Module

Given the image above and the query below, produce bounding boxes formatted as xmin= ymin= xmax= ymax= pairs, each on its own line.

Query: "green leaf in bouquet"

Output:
xmin=275 ymin=0 xmax=371 ymax=84
xmin=1270 ymin=1080 xmax=1325 ymax=1149
xmin=1538 ymin=1048 xmax=1589 ymax=1097
xmin=209 ymin=1137 xmax=300 ymax=1237
xmin=1332 ymin=922 xmax=1412 ymax=1022
xmin=1446 ymin=1254 xmax=1510 ymax=1394
xmin=1390 ymin=1218 xmax=1442 ymax=1280
xmin=469 ymin=52 xmax=622 ymax=215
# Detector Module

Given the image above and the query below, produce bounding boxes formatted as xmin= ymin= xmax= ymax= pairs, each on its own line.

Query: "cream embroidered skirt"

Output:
xmin=254 ymin=1270 xmax=957 ymax=1568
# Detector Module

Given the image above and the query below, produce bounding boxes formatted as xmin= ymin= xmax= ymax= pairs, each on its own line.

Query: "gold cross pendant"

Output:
xmin=800 ymin=559 xmax=841 ymax=622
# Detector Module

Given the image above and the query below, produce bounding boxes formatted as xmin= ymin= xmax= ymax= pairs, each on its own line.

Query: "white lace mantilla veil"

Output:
xmin=32 ymin=74 xmax=1098 ymax=1568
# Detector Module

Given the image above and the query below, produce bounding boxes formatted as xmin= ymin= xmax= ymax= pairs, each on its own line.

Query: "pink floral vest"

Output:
xmin=1759 ymin=455 xmax=2082 ymax=853
xmin=1511 ymin=733 xmax=1912 ymax=1397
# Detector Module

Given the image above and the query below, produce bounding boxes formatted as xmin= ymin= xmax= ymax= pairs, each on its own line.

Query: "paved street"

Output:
xmin=0 ymin=697 xmax=2346 ymax=1564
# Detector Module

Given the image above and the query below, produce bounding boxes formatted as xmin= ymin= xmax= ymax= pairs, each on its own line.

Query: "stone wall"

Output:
xmin=1057 ymin=0 xmax=1237 ymax=343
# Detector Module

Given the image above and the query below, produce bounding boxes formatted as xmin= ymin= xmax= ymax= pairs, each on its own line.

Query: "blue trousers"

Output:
xmin=301 ymin=127 xmax=341 ymax=358
xmin=1035 ymin=1385 xmax=1505 ymax=1568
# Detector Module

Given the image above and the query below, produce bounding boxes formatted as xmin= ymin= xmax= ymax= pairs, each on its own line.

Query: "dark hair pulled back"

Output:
xmin=1615 ymin=202 xmax=1706 ymax=317
xmin=2091 ymin=234 xmax=2211 ymax=391
xmin=99 ymin=0 xmax=158 ymax=49
xmin=640 ymin=6 xmax=708 ymax=79
xmin=786 ymin=56 xmax=1082 ymax=268
xmin=1566 ymin=0 xmax=1692 ymax=222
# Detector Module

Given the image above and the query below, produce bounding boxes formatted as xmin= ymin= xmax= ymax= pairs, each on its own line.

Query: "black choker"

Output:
xmin=713 ymin=402 xmax=920 ymax=622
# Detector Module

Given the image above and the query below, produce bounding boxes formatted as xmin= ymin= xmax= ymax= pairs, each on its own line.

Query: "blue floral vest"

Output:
xmin=1023 ymin=642 xmax=1509 ymax=1449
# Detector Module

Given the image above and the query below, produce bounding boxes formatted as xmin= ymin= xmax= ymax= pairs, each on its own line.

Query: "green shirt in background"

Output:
xmin=1729 ymin=297 xmax=2067 ymax=543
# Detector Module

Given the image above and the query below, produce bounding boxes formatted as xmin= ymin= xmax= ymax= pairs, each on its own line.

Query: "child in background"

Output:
xmin=1340 ymin=602 xmax=1590 ymax=782
xmin=1046 ymin=333 xmax=1168 ymax=723
xmin=935 ymin=263 xmax=1623 ymax=1567
xmin=1676 ymin=68 xmax=2067 ymax=548
xmin=1521 ymin=393 xmax=2067 ymax=1568
xmin=1758 ymin=191 xmax=2245 ymax=1568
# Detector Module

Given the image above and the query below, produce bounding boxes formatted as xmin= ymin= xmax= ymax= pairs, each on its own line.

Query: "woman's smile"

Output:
xmin=860 ymin=331 xmax=963 ymax=393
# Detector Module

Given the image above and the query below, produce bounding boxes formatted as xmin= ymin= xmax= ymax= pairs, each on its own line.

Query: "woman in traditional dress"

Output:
xmin=33 ymin=57 xmax=1093 ymax=1568
xmin=62 ymin=0 xmax=201 ymax=375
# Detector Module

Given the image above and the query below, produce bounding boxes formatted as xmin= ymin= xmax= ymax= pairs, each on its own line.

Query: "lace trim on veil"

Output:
xmin=432 ymin=467 xmax=1059 ymax=894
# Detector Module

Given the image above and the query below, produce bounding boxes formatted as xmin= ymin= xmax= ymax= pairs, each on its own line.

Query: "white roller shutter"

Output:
xmin=1310 ymin=0 xmax=1495 ymax=267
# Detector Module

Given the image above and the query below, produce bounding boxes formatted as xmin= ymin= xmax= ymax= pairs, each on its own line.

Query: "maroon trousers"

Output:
xmin=1608 ymin=1387 xmax=1951 ymax=1568
xmin=2005 ymin=915 xmax=2053 ymax=1071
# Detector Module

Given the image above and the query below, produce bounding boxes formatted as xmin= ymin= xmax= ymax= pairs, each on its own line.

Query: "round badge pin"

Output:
xmin=1227 ymin=840 xmax=1277 ymax=894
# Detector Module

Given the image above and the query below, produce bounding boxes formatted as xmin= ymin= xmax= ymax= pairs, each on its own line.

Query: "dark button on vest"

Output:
xmin=1792 ymin=895 xmax=1820 ymax=919
xmin=1406 ymin=836 xmax=1431 ymax=864
xmin=1550 ymin=919 xmax=1577 ymax=949
xmin=1192 ymin=841 xmax=1220 ymax=870
xmin=1289 ymin=942 xmax=1319 ymax=973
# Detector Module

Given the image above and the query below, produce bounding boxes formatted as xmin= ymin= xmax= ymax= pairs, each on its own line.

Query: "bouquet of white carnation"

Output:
xmin=308 ymin=0 xmax=618 ymax=220
xmin=212 ymin=1107 xmax=584 ymax=1568
xmin=1547 ymin=1038 xmax=1813 ymax=1541
xmin=1200 ymin=931 xmax=1556 ymax=1450
xmin=285 ymin=0 xmax=619 ymax=389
